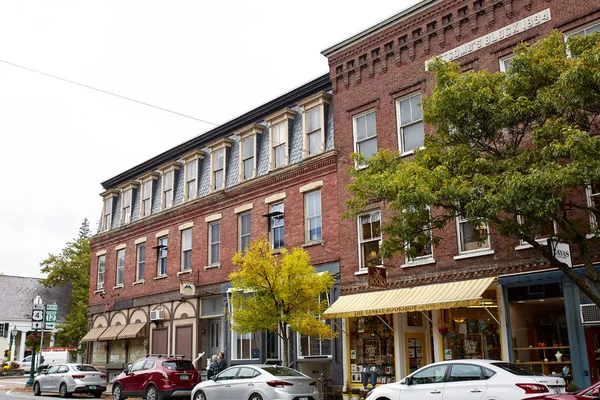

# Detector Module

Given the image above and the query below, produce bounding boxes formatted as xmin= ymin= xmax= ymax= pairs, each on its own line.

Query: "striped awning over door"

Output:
xmin=323 ymin=277 xmax=495 ymax=319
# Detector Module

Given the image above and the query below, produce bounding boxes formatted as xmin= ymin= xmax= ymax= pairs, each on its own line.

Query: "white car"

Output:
xmin=365 ymin=360 xmax=566 ymax=400
xmin=19 ymin=355 xmax=44 ymax=373
xmin=191 ymin=364 xmax=316 ymax=400
xmin=33 ymin=363 xmax=106 ymax=398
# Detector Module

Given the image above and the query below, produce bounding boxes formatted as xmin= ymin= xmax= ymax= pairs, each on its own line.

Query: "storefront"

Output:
xmin=499 ymin=269 xmax=591 ymax=389
xmin=324 ymin=277 xmax=504 ymax=390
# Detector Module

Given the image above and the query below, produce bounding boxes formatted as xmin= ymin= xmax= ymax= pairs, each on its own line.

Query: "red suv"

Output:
xmin=112 ymin=355 xmax=200 ymax=400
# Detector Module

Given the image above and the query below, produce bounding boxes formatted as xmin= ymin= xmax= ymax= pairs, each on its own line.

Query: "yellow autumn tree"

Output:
xmin=229 ymin=238 xmax=336 ymax=366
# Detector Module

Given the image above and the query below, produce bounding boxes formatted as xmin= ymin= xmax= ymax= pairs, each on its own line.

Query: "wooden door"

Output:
xmin=585 ymin=327 xmax=600 ymax=383
xmin=175 ymin=325 xmax=193 ymax=360
xmin=152 ymin=328 xmax=168 ymax=355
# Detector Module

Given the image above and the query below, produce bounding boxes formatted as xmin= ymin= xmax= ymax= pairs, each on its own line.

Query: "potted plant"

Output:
xmin=351 ymin=387 xmax=362 ymax=400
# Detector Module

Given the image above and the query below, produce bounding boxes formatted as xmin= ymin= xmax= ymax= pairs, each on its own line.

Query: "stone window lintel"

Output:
xmin=297 ymin=91 xmax=332 ymax=111
xmin=265 ymin=108 xmax=297 ymax=126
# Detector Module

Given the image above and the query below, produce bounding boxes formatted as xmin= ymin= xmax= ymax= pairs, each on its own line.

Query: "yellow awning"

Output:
xmin=80 ymin=327 xmax=107 ymax=342
xmin=323 ymin=277 xmax=495 ymax=319
xmin=98 ymin=325 xmax=126 ymax=341
xmin=117 ymin=323 xmax=147 ymax=340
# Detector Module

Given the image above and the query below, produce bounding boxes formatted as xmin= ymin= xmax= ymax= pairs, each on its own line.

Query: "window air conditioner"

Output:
xmin=580 ymin=304 xmax=600 ymax=324
xmin=150 ymin=310 xmax=164 ymax=321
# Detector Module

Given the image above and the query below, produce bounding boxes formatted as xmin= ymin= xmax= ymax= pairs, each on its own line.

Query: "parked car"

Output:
xmin=364 ymin=360 xmax=567 ymax=400
xmin=112 ymin=355 xmax=199 ymax=400
xmin=191 ymin=364 xmax=316 ymax=400
xmin=32 ymin=363 xmax=106 ymax=398
xmin=529 ymin=380 xmax=600 ymax=399
xmin=19 ymin=355 xmax=45 ymax=373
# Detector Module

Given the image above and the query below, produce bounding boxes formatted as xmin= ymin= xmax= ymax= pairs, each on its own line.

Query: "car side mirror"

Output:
xmin=403 ymin=377 xmax=412 ymax=385
xmin=123 ymin=368 xmax=129 ymax=374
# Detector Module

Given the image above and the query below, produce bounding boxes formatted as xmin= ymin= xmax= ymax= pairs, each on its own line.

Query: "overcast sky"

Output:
xmin=0 ymin=1 xmax=416 ymax=278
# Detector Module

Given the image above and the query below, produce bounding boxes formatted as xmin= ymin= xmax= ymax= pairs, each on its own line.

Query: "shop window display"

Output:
xmin=439 ymin=289 xmax=502 ymax=361
xmin=92 ymin=342 xmax=107 ymax=363
xmin=349 ymin=315 xmax=395 ymax=385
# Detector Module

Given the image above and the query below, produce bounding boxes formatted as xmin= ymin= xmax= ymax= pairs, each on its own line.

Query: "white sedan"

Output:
xmin=192 ymin=364 xmax=316 ymax=400
xmin=365 ymin=360 xmax=566 ymax=400
xmin=33 ymin=363 xmax=106 ymax=398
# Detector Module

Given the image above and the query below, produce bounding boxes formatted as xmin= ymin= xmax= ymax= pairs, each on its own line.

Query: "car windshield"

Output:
xmin=261 ymin=367 xmax=304 ymax=376
xmin=163 ymin=360 xmax=194 ymax=371
xmin=72 ymin=365 xmax=100 ymax=372
xmin=491 ymin=362 xmax=545 ymax=376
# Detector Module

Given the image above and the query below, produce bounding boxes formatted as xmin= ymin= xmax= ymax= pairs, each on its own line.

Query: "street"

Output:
xmin=0 ymin=377 xmax=110 ymax=400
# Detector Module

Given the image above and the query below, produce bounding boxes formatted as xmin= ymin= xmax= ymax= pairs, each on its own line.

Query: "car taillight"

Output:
xmin=72 ymin=375 xmax=85 ymax=379
xmin=309 ymin=381 xmax=316 ymax=386
xmin=516 ymin=383 xmax=549 ymax=394
xmin=161 ymin=372 xmax=169 ymax=380
xmin=100 ymin=375 xmax=106 ymax=379
xmin=266 ymin=380 xmax=293 ymax=388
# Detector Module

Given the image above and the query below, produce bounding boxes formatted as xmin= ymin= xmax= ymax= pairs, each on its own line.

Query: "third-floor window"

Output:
xmin=121 ymin=188 xmax=132 ymax=224
xmin=397 ymin=92 xmax=424 ymax=154
xmin=353 ymin=110 xmax=377 ymax=166
xmin=241 ymin=136 xmax=255 ymax=180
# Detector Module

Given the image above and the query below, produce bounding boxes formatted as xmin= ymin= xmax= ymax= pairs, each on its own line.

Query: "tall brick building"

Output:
xmin=86 ymin=75 xmax=344 ymax=385
xmin=320 ymin=0 xmax=600 ymax=390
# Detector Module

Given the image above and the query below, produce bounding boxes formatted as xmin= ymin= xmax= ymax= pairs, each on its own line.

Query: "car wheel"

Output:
xmin=33 ymin=382 xmax=41 ymax=396
xmin=93 ymin=391 xmax=103 ymax=398
xmin=194 ymin=391 xmax=207 ymax=400
xmin=59 ymin=383 xmax=70 ymax=398
xmin=113 ymin=384 xmax=124 ymax=400
xmin=146 ymin=385 xmax=162 ymax=400
xmin=249 ymin=394 xmax=263 ymax=400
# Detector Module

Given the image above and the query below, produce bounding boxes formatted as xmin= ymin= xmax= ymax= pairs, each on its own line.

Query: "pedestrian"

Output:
xmin=206 ymin=354 xmax=218 ymax=380
xmin=217 ymin=351 xmax=226 ymax=372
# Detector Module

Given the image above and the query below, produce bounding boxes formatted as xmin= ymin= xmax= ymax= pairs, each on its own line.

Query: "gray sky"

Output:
xmin=0 ymin=1 xmax=415 ymax=278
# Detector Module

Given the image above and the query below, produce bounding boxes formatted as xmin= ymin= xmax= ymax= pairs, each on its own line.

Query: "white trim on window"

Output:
xmin=265 ymin=108 xmax=296 ymax=171
xmin=455 ymin=215 xmax=492 ymax=256
xmin=396 ymin=92 xmax=424 ymax=155
xmin=587 ymin=184 xmax=600 ymax=234
xmin=119 ymin=182 xmax=137 ymax=225
xmin=402 ymin=206 xmax=435 ymax=267
xmin=136 ymin=242 xmax=146 ymax=282
xmin=298 ymin=91 xmax=331 ymax=158
xmin=182 ymin=150 xmax=205 ymax=202
xmin=100 ymin=190 xmax=118 ymax=232
xmin=239 ymin=211 xmax=251 ymax=253
xmin=208 ymin=220 xmax=221 ymax=266
xmin=357 ymin=210 xmax=382 ymax=270
xmin=97 ymin=255 xmax=106 ymax=290
xmin=181 ymin=228 xmax=192 ymax=271
xmin=305 ymin=190 xmax=322 ymax=243
xmin=159 ymin=163 xmax=181 ymax=210
xmin=565 ymin=19 xmax=600 ymax=38
xmin=499 ymin=53 xmax=516 ymax=73
xmin=116 ymin=248 xmax=125 ymax=286
xmin=352 ymin=109 xmax=377 ymax=167
xmin=139 ymin=172 xmax=159 ymax=218
xmin=208 ymin=139 xmax=233 ymax=192
xmin=235 ymin=123 xmax=263 ymax=182
xmin=514 ymin=215 xmax=556 ymax=250
xmin=157 ymin=236 xmax=168 ymax=277
xmin=269 ymin=202 xmax=285 ymax=250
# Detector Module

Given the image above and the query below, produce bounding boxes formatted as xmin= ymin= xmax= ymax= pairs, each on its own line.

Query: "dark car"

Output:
xmin=530 ymin=380 xmax=600 ymax=400
xmin=112 ymin=355 xmax=200 ymax=400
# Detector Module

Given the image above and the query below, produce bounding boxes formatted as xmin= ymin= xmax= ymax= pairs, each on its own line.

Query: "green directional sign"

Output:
xmin=45 ymin=304 xmax=58 ymax=330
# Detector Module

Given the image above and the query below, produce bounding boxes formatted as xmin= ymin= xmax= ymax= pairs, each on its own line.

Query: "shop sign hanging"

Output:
xmin=368 ymin=266 xmax=387 ymax=289
xmin=548 ymin=238 xmax=573 ymax=268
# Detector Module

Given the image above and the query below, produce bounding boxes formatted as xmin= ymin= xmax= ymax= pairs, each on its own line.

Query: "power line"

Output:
xmin=0 ymin=59 xmax=218 ymax=126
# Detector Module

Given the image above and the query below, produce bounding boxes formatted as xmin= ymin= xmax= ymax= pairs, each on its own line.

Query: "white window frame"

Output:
xmin=358 ymin=210 xmax=382 ymax=270
xmin=297 ymin=292 xmax=332 ymax=358
xmin=352 ymin=109 xmax=377 ymax=167
xmin=157 ymin=236 xmax=168 ymax=276
xmin=103 ymin=197 xmax=113 ymax=232
xmin=266 ymin=108 xmax=296 ymax=171
xmin=239 ymin=211 xmax=251 ymax=253
xmin=139 ymin=173 xmax=158 ymax=218
xmin=565 ymin=19 xmax=600 ymax=38
xmin=208 ymin=139 xmax=232 ymax=192
xmin=181 ymin=228 xmax=192 ymax=271
xmin=271 ymin=122 xmax=287 ymax=169
xmin=305 ymin=190 xmax=322 ymax=243
xmin=587 ymin=184 xmax=600 ymax=233
xmin=396 ymin=92 xmax=424 ymax=155
xmin=116 ymin=249 xmax=125 ymax=286
xmin=120 ymin=186 xmax=134 ymax=225
xmin=208 ymin=221 xmax=221 ymax=266
xmin=235 ymin=124 xmax=263 ymax=182
xmin=455 ymin=215 xmax=491 ymax=255
xmin=515 ymin=216 xmax=557 ymax=250
xmin=97 ymin=255 xmax=105 ymax=290
xmin=161 ymin=163 xmax=180 ymax=210
xmin=298 ymin=92 xmax=331 ymax=158
xmin=403 ymin=207 xmax=435 ymax=267
xmin=136 ymin=243 xmax=145 ymax=281
xmin=182 ymin=150 xmax=205 ymax=202
xmin=269 ymin=202 xmax=285 ymax=250
xmin=499 ymin=53 xmax=516 ymax=73
xmin=231 ymin=331 xmax=260 ymax=361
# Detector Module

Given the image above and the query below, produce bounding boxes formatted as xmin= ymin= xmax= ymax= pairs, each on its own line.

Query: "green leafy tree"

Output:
xmin=346 ymin=31 xmax=600 ymax=306
xmin=40 ymin=219 xmax=91 ymax=354
xmin=229 ymin=238 xmax=336 ymax=366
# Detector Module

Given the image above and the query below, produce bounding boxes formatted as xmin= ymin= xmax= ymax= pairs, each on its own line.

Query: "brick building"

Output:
xmin=86 ymin=75 xmax=344 ymax=385
xmin=321 ymin=0 xmax=600 ymax=390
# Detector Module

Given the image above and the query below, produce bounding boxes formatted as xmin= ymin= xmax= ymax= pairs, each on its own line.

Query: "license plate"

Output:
xmin=180 ymin=374 xmax=189 ymax=380
xmin=553 ymin=388 xmax=562 ymax=394
xmin=299 ymin=398 xmax=308 ymax=400
xmin=89 ymin=386 xmax=97 ymax=390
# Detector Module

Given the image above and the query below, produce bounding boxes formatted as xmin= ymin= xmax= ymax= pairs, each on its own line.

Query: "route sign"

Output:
xmin=32 ymin=309 xmax=44 ymax=321
xmin=45 ymin=304 xmax=57 ymax=330
xmin=32 ymin=321 xmax=43 ymax=329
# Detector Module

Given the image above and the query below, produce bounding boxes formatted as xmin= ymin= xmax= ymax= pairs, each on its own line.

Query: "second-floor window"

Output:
xmin=97 ymin=255 xmax=105 ymax=290
xmin=185 ymin=159 xmax=198 ymax=201
xmin=141 ymin=180 xmax=153 ymax=217
xmin=298 ymin=293 xmax=332 ymax=357
xmin=209 ymin=221 xmax=221 ymax=265
xmin=405 ymin=207 xmax=434 ymax=265
xmin=116 ymin=249 xmax=125 ymax=286
xmin=157 ymin=237 xmax=168 ymax=276
xmin=271 ymin=122 xmax=287 ymax=169
xmin=136 ymin=243 xmax=145 ymax=281
xmin=103 ymin=197 xmax=113 ymax=231
xmin=270 ymin=202 xmax=284 ymax=249
xmin=353 ymin=110 xmax=377 ymax=165
xmin=162 ymin=170 xmax=174 ymax=209
xmin=241 ymin=136 xmax=255 ymax=180
xmin=239 ymin=212 xmax=251 ymax=253
xmin=457 ymin=216 xmax=490 ymax=254
xmin=305 ymin=190 xmax=322 ymax=242
xmin=397 ymin=92 xmax=424 ymax=154
xmin=358 ymin=210 xmax=382 ymax=270
xmin=121 ymin=189 xmax=132 ymax=224
xmin=212 ymin=148 xmax=225 ymax=191
xmin=306 ymin=106 xmax=323 ymax=156
xmin=587 ymin=183 xmax=600 ymax=232
xmin=181 ymin=229 xmax=192 ymax=271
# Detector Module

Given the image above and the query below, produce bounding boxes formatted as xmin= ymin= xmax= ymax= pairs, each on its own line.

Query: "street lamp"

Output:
xmin=8 ymin=324 xmax=17 ymax=362
xmin=26 ymin=295 xmax=42 ymax=387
